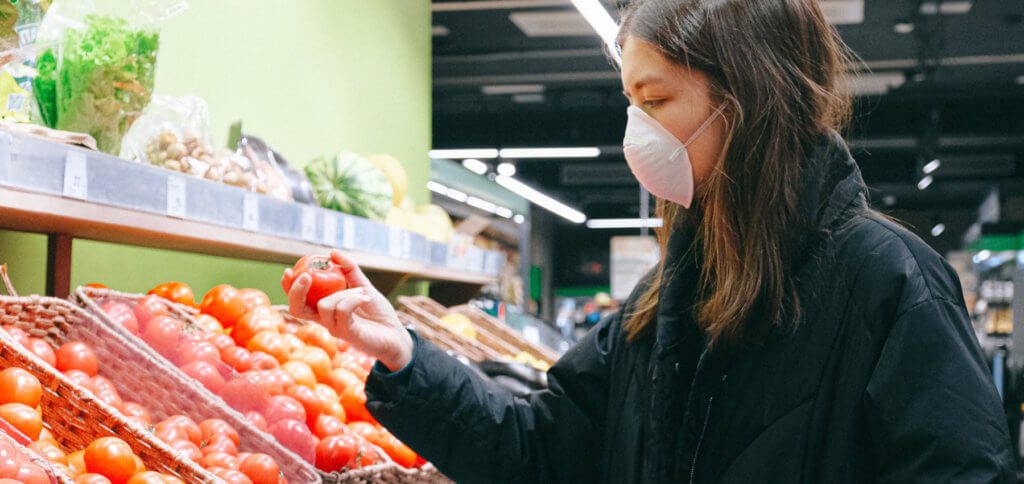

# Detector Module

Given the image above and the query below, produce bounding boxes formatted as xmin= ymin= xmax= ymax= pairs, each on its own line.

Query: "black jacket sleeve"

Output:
xmin=865 ymin=297 xmax=1015 ymax=483
xmin=365 ymin=313 xmax=619 ymax=483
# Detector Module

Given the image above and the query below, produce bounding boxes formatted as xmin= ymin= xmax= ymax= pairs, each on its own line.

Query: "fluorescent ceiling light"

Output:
xmin=429 ymin=148 xmax=499 ymax=160
xmin=466 ymin=196 xmax=498 ymax=213
xmin=427 ymin=181 xmax=448 ymax=194
xmin=495 ymin=175 xmax=586 ymax=224
xmin=447 ymin=188 xmax=468 ymax=202
xmin=920 ymin=1 xmax=972 ymax=15
xmin=495 ymin=207 xmax=514 ymax=218
xmin=930 ymin=223 xmax=945 ymax=237
xmin=923 ymin=159 xmax=941 ymax=174
xmin=894 ymin=20 xmax=914 ymax=34
xmin=497 ymin=162 xmax=517 ymax=177
xmin=850 ymin=72 xmax=906 ymax=96
xmin=917 ymin=175 xmax=933 ymax=190
xmin=571 ymin=0 xmax=621 ymax=64
xmin=513 ymin=214 xmax=525 ymax=224
xmin=499 ymin=147 xmax=600 ymax=159
xmin=586 ymin=218 xmax=664 ymax=229
xmin=462 ymin=158 xmax=489 ymax=175
xmin=432 ymin=25 xmax=450 ymax=37
xmin=819 ymin=0 xmax=865 ymax=25
xmin=482 ymin=84 xmax=545 ymax=95
xmin=1016 ymin=75 xmax=1024 ymax=85
xmin=973 ymin=250 xmax=991 ymax=263
xmin=512 ymin=93 xmax=546 ymax=104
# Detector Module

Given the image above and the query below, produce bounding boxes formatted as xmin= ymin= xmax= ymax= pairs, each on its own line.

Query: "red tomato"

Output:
xmin=168 ymin=440 xmax=203 ymax=463
xmin=201 ymin=434 xmax=238 ymax=457
xmin=181 ymin=361 xmax=226 ymax=395
xmin=153 ymin=424 xmax=190 ymax=446
xmin=281 ymin=361 xmax=316 ymax=388
xmin=201 ymin=285 xmax=248 ymax=328
xmin=15 ymin=463 xmax=47 ymax=483
xmin=244 ymin=411 xmax=268 ymax=432
xmin=249 ymin=352 xmax=280 ymax=371
xmin=29 ymin=440 xmax=67 ymax=465
xmin=238 ymin=289 xmax=271 ymax=310
xmin=56 ymin=341 xmax=100 ymax=376
xmin=75 ymin=475 xmax=113 ymax=484
xmin=0 ymin=367 xmax=41 ymax=407
xmin=295 ymin=324 xmax=337 ymax=358
xmin=142 ymin=316 xmax=184 ymax=360
xmin=313 ymin=415 xmax=346 ymax=439
xmin=285 ymin=384 xmax=324 ymax=428
xmin=263 ymin=395 xmax=306 ymax=425
xmin=210 ymin=468 xmax=253 ymax=484
xmin=238 ymin=453 xmax=279 ymax=484
xmin=233 ymin=308 xmax=282 ymax=346
xmin=321 ymin=400 xmax=346 ymax=422
xmin=2 ymin=327 xmax=28 ymax=347
xmin=89 ymin=376 xmax=117 ymax=395
xmin=25 ymin=338 xmax=56 ymax=367
xmin=221 ymin=378 xmax=268 ymax=414
xmin=125 ymin=471 xmax=170 ymax=484
xmin=195 ymin=315 xmax=226 ymax=335
xmin=202 ymin=452 xmax=240 ymax=470
xmin=281 ymin=256 xmax=348 ymax=308
xmin=96 ymin=389 xmax=125 ymax=411
xmin=209 ymin=333 xmax=236 ymax=351
xmin=84 ymin=437 xmax=136 ymax=484
xmin=156 ymin=416 xmax=201 ymax=446
xmin=67 ymin=450 xmax=87 ymax=476
xmin=280 ymin=334 xmax=304 ymax=359
xmin=269 ymin=419 xmax=316 ymax=462
xmin=292 ymin=347 xmax=331 ymax=383
xmin=199 ymin=419 xmax=240 ymax=446
xmin=379 ymin=433 xmax=418 ymax=468
xmin=148 ymin=282 xmax=197 ymax=308
xmin=314 ymin=434 xmax=359 ymax=472
xmin=0 ymin=403 xmax=41 ymax=440
xmin=133 ymin=295 xmax=170 ymax=330
xmin=222 ymin=347 xmax=254 ymax=373
xmin=176 ymin=341 xmax=221 ymax=366
xmin=63 ymin=369 xmax=93 ymax=388
xmin=121 ymin=402 xmax=152 ymax=427
xmin=100 ymin=302 xmax=139 ymax=335
xmin=246 ymin=332 xmax=289 ymax=364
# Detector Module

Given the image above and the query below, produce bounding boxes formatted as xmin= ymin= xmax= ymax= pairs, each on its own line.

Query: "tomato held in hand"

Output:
xmin=281 ymin=256 xmax=348 ymax=308
xmin=84 ymin=437 xmax=136 ymax=484
xmin=148 ymin=282 xmax=197 ymax=308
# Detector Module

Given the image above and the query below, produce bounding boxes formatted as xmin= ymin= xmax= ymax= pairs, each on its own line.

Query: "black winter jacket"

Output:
xmin=365 ymin=133 xmax=1014 ymax=483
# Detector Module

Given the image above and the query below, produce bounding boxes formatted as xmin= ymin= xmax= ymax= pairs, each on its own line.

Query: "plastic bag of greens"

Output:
xmin=32 ymin=0 xmax=187 ymax=153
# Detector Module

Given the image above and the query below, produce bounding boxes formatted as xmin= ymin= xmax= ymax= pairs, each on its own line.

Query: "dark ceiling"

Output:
xmin=431 ymin=0 xmax=1024 ymax=258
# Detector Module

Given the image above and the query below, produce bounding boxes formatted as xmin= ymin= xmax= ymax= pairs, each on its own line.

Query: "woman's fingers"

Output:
xmin=330 ymin=250 xmax=374 ymax=289
xmin=316 ymin=287 xmax=372 ymax=335
xmin=288 ymin=273 xmax=314 ymax=318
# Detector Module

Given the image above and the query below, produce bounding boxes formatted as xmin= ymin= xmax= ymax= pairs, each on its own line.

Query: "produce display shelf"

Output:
xmin=0 ymin=129 xmax=499 ymax=301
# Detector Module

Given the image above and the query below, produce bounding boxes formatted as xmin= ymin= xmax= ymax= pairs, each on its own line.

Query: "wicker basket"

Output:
xmin=397 ymin=299 xmax=506 ymax=362
xmin=449 ymin=305 xmax=558 ymax=365
xmin=0 ymin=280 xmax=215 ymax=481
xmin=73 ymin=286 xmax=320 ymax=483
xmin=78 ymin=288 xmax=450 ymax=483
xmin=0 ymin=420 xmax=74 ymax=483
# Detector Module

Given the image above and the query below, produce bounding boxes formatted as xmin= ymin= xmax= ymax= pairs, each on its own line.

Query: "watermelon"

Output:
xmin=305 ymin=152 xmax=393 ymax=220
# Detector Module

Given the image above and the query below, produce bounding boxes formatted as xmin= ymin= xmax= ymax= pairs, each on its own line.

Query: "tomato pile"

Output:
xmin=2 ymin=324 xmax=287 ymax=483
xmin=0 ymin=362 xmax=185 ymax=484
xmin=99 ymin=282 xmax=423 ymax=473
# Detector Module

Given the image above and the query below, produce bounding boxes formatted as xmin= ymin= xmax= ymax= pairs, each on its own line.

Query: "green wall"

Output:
xmin=0 ymin=1 xmax=432 ymax=301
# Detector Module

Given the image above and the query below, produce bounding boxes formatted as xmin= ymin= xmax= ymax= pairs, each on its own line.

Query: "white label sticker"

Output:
xmin=63 ymin=151 xmax=87 ymax=199
xmin=242 ymin=194 xmax=259 ymax=231
xmin=341 ymin=217 xmax=356 ymax=249
xmin=166 ymin=176 xmax=186 ymax=218
xmin=523 ymin=326 xmax=540 ymax=344
xmin=0 ymin=134 xmax=10 ymax=182
xmin=300 ymin=206 xmax=317 ymax=241
xmin=322 ymin=213 xmax=338 ymax=247
xmin=388 ymin=227 xmax=403 ymax=258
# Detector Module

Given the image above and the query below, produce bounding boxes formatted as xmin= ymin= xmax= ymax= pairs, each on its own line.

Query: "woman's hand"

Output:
xmin=282 ymin=250 xmax=414 ymax=371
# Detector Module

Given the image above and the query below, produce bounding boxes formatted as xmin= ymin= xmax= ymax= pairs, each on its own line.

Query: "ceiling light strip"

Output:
xmin=495 ymin=175 xmax=586 ymax=223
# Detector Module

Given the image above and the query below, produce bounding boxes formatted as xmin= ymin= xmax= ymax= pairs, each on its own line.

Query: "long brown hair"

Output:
xmin=619 ymin=0 xmax=854 ymax=345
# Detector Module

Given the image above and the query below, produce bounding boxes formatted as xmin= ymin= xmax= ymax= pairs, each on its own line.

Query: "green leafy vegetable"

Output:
xmin=32 ymin=14 xmax=159 ymax=153
xmin=306 ymin=152 xmax=394 ymax=221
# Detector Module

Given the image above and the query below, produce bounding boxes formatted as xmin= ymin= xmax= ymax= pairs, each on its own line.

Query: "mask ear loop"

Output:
xmin=683 ymin=103 xmax=727 ymax=147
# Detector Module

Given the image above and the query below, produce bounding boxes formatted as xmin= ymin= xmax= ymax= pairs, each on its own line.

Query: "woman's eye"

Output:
xmin=642 ymin=99 xmax=663 ymax=109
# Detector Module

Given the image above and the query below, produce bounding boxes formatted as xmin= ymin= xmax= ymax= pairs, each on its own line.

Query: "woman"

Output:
xmin=286 ymin=0 xmax=1013 ymax=482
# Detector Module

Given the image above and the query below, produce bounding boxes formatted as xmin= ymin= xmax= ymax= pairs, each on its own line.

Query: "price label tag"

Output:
xmin=300 ymin=206 xmax=317 ymax=241
xmin=523 ymin=326 xmax=540 ymax=344
xmin=341 ymin=217 xmax=356 ymax=249
xmin=63 ymin=151 xmax=88 ymax=199
xmin=388 ymin=227 xmax=403 ymax=258
xmin=166 ymin=176 xmax=187 ymax=218
xmin=242 ymin=194 xmax=259 ymax=231
xmin=322 ymin=213 xmax=338 ymax=247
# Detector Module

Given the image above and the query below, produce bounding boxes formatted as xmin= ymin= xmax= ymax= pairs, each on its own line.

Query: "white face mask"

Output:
xmin=622 ymin=104 xmax=725 ymax=208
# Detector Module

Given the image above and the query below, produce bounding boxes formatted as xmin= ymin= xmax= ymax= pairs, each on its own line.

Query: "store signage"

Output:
xmin=62 ymin=151 xmax=88 ymax=199
xmin=322 ymin=212 xmax=338 ymax=247
xmin=610 ymin=236 xmax=660 ymax=300
xmin=300 ymin=206 xmax=317 ymax=242
xmin=166 ymin=176 xmax=186 ymax=218
xmin=242 ymin=193 xmax=259 ymax=231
